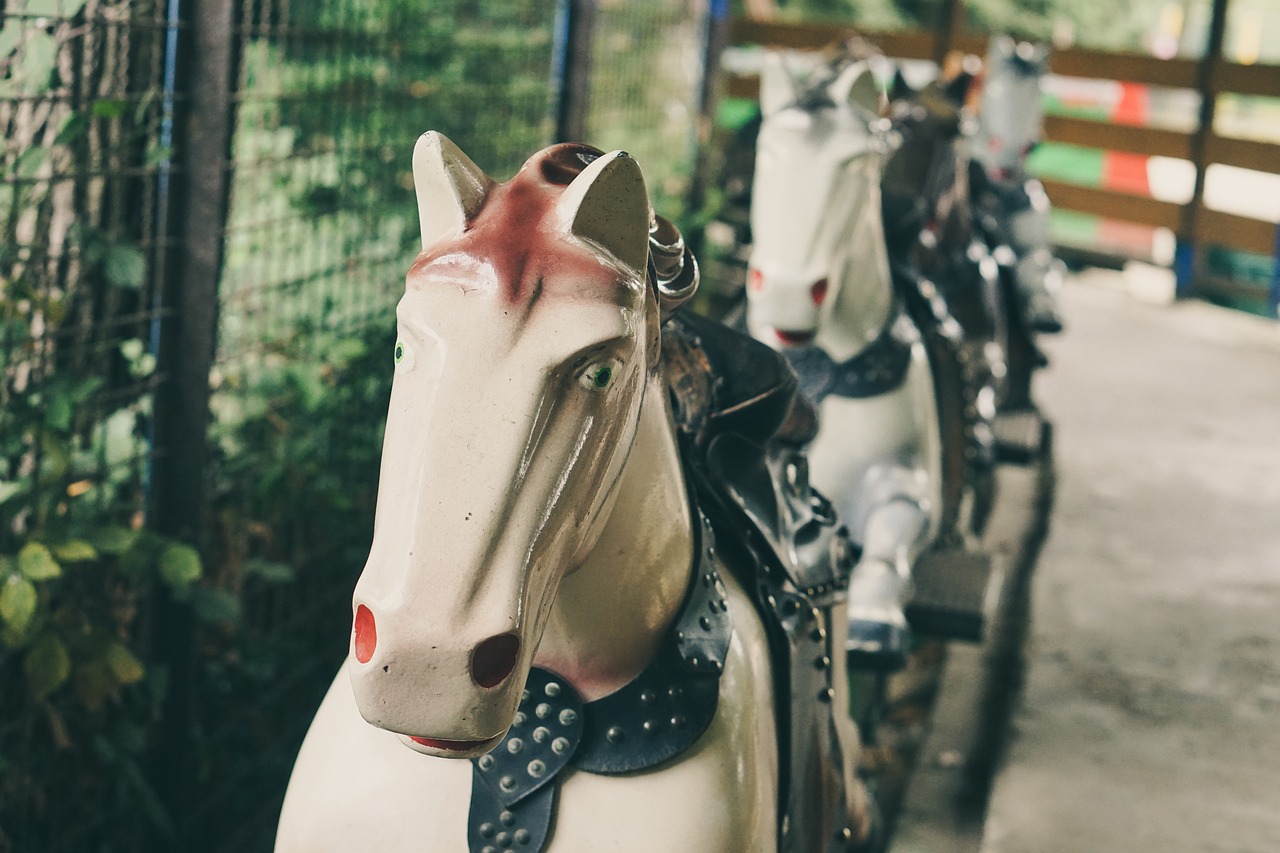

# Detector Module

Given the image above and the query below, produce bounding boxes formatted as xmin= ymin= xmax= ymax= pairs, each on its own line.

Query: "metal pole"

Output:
xmin=147 ymin=0 xmax=237 ymax=846
xmin=1176 ymin=0 xmax=1230 ymax=299
xmin=552 ymin=0 xmax=596 ymax=144
xmin=686 ymin=0 xmax=730 ymax=220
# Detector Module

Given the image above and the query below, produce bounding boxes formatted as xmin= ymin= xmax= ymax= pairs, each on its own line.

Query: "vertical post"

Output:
xmin=686 ymin=0 xmax=730 ymax=220
xmin=1176 ymin=0 xmax=1230 ymax=299
xmin=934 ymin=0 xmax=965 ymax=68
xmin=1269 ymin=223 xmax=1280 ymax=320
xmin=147 ymin=0 xmax=237 ymax=847
xmin=552 ymin=0 xmax=596 ymax=144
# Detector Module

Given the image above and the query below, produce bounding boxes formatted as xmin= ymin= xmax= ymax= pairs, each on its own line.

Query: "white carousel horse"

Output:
xmin=276 ymin=134 xmax=875 ymax=852
xmin=746 ymin=51 xmax=943 ymax=670
xmin=971 ymin=35 xmax=1065 ymax=335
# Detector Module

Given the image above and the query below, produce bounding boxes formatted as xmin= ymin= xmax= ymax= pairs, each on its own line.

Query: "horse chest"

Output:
xmin=276 ymin=574 xmax=778 ymax=853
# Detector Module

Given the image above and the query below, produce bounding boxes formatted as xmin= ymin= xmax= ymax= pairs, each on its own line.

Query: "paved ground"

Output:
xmin=978 ymin=272 xmax=1280 ymax=853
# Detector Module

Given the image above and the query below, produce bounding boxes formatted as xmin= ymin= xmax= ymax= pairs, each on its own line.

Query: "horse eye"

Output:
xmin=393 ymin=339 xmax=414 ymax=372
xmin=579 ymin=358 xmax=621 ymax=391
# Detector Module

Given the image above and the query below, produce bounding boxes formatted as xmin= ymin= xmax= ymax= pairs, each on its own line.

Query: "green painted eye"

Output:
xmin=394 ymin=341 xmax=405 ymax=363
xmin=579 ymin=358 xmax=621 ymax=391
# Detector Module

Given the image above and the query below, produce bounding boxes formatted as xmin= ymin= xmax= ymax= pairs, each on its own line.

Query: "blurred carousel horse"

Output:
xmin=969 ymin=35 xmax=1065 ymax=410
xmin=276 ymin=134 xmax=882 ymax=852
xmin=743 ymin=49 xmax=944 ymax=671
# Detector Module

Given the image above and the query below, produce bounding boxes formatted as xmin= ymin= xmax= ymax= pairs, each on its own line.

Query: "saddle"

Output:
xmin=664 ymin=310 xmax=860 ymax=853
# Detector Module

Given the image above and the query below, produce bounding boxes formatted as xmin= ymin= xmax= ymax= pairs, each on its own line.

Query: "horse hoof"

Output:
xmin=846 ymin=619 xmax=908 ymax=672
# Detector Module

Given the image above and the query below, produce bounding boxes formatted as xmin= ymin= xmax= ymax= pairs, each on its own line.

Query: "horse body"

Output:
xmin=747 ymin=53 xmax=942 ymax=668
xmin=971 ymin=35 xmax=1065 ymax=344
xmin=278 ymin=135 xmax=867 ymax=851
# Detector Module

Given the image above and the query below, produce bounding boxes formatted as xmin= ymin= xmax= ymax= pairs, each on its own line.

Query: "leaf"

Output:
xmin=46 ymin=391 xmax=72 ymax=431
xmin=73 ymin=659 xmax=117 ymax=712
xmin=88 ymin=526 xmax=137 ymax=556
xmin=91 ymin=98 xmax=128 ymax=119
xmin=25 ymin=633 xmax=70 ymax=699
xmin=0 ymin=480 xmax=24 ymax=505
xmin=104 ymin=642 xmax=145 ymax=685
xmin=243 ymin=558 xmax=296 ymax=584
xmin=18 ymin=542 xmax=61 ymax=581
xmin=190 ymin=587 xmax=241 ymax=624
xmin=0 ymin=24 xmax=21 ymax=60
xmin=16 ymin=31 xmax=56 ymax=96
xmin=53 ymin=538 xmax=98 ymax=563
xmin=24 ymin=0 xmax=90 ymax=16
xmin=104 ymin=244 xmax=147 ymax=289
xmin=0 ymin=575 xmax=37 ymax=635
xmin=158 ymin=544 xmax=201 ymax=588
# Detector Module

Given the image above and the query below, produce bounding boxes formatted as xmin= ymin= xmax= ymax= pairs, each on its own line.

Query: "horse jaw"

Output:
xmin=347 ymin=139 xmax=657 ymax=758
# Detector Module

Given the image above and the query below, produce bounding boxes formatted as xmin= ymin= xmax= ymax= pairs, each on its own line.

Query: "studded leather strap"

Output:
xmin=783 ymin=302 xmax=915 ymax=404
xmin=467 ymin=508 xmax=731 ymax=853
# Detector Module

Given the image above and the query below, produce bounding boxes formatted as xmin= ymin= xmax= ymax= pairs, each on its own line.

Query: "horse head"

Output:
xmin=347 ymin=134 xmax=659 ymax=759
xmin=977 ymin=36 xmax=1050 ymax=177
xmin=747 ymin=51 xmax=896 ymax=362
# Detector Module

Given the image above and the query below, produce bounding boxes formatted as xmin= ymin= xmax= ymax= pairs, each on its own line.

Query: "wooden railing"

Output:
xmin=721 ymin=16 xmax=1280 ymax=310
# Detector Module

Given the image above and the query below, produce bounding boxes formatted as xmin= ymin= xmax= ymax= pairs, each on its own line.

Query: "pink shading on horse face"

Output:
xmin=347 ymin=135 xmax=657 ymax=758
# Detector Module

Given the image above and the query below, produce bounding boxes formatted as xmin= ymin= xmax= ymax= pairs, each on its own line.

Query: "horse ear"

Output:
xmin=760 ymin=51 xmax=800 ymax=117
xmin=555 ymin=150 xmax=650 ymax=274
xmin=412 ymin=131 xmax=494 ymax=251
xmin=829 ymin=61 xmax=885 ymax=114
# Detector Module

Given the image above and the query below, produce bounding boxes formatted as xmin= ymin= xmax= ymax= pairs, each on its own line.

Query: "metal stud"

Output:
xmin=499 ymin=811 xmax=516 ymax=827
xmin=640 ymin=689 xmax=657 ymax=704
xmin=507 ymin=737 xmax=524 ymax=754
xmin=528 ymin=759 xmax=546 ymax=778
xmin=558 ymin=708 xmax=577 ymax=726
xmin=532 ymin=726 xmax=550 ymax=743
xmin=520 ymin=690 xmax=529 ymax=703
xmin=817 ymin=687 xmax=834 ymax=703
xmin=815 ymin=655 xmax=831 ymax=670
xmin=513 ymin=712 xmax=527 ymax=727
xmin=837 ymin=826 xmax=853 ymax=842
xmin=499 ymin=775 xmax=516 ymax=791
xmin=607 ymin=726 xmax=625 ymax=743
xmin=643 ymin=719 xmax=660 ymax=734
xmin=478 ymin=755 xmax=495 ymax=771
xmin=544 ymin=682 xmax=561 ymax=698
xmin=699 ymin=616 xmax=711 ymax=631
xmin=668 ymin=685 xmax=683 ymax=700
xmin=482 ymin=846 xmax=498 ymax=853
xmin=703 ymin=572 xmax=714 ymax=587
xmin=670 ymin=714 xmax=687 ymax=729
xmin=710 ymin=659 xmax=723 ymax=674
xmin=479 ymin=822 xmax=497 ymax=839
xmin=515 ymin=829 xmax=532 ymax=845
xmin=496 ymin=831 xmax=511 ymax=847
xmin=535 ymin=702 xmax=552 ymax=719
xmin=552 ymin=736 xmax=570 ymax=754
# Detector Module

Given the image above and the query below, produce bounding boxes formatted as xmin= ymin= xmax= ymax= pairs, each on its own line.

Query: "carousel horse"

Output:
xmin=744 ymin=50 xmax=944 ymax=671
xmin=276 ymin=134 xmax=880 ymax=852
xmin=969 ymin=35 xmax=1065 ymax=409
xmin=879 ymin=67 xmax=1012 ymax=515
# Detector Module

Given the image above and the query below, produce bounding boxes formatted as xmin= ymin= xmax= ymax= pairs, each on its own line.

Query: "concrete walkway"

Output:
xmin=981 ymin=272 xmax=1280 ymax=853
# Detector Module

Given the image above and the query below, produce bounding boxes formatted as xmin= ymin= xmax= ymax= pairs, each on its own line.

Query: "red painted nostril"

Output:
xmin=471 ymin=633 xmax=521 ymax=688
xmin=354 ymin=604 xmax=377 ymax=664
xmin=748 ymin=268 xmax=765 ymax=293
xmin=810 ymin=277 xmax=829 ymax=306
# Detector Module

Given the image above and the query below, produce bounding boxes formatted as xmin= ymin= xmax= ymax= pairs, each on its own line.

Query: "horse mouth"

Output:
xmin=409 ymin=736 xmax=491 ymax=750
xmin=772 ymin=327 xmax=816 ymax=346
xmin=399 ymin=731 xmax=504 ymax=758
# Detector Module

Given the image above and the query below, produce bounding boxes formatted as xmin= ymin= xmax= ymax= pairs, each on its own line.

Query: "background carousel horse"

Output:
xmin=744 ymin=49 xmax=945 ymax=672
xmin=276 ymin=134 xmax=880 ymax=852
xmin=879 ymin=66 xmax=1011 ymax=524
xmin=969 ymin=35 xmax=1066 ymax=411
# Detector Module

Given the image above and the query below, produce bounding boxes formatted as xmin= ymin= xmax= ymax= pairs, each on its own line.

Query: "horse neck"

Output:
xmin=533 ymin=370 xmax=694 ymax=702
xmin=817 ymin=154 xmax=895 ymax=362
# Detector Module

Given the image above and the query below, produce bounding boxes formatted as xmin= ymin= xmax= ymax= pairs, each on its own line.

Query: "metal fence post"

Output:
xmin=552 ymin=0 xmax=596 ymax=143
xmin=1177 ymin=0 xmax=1230 ymax=299
xmin=147 ymin=0 xmax=237 ymax=847
xmin=686 ymin=0 xmax=731 ymax=220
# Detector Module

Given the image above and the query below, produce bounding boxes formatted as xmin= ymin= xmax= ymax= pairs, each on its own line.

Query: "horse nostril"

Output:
xmin=471 ymin=633 xmax=521 ymax=688
xmin=354 ymin=604 xmax=377 ymax=664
